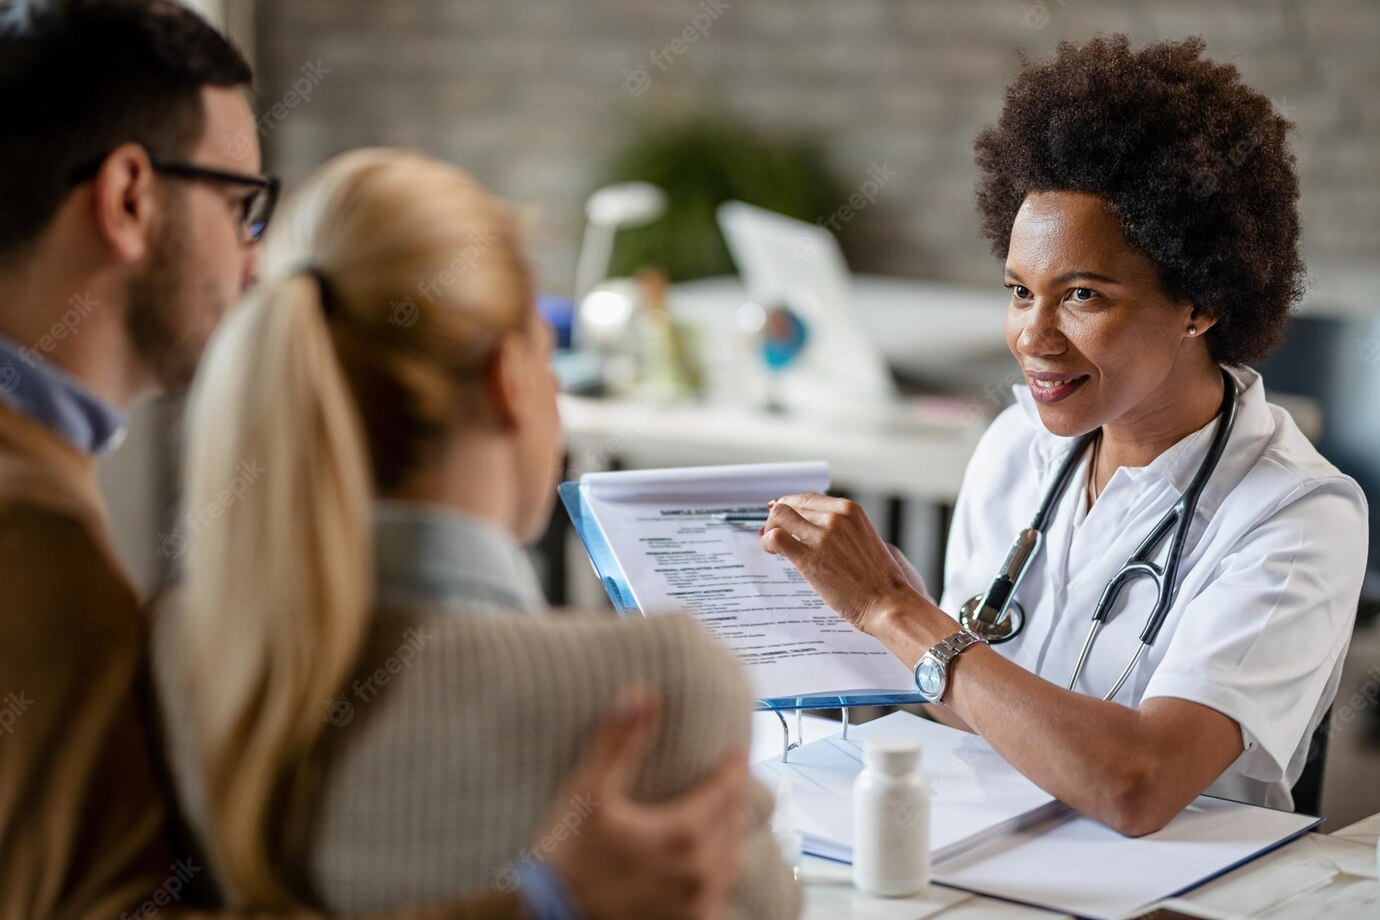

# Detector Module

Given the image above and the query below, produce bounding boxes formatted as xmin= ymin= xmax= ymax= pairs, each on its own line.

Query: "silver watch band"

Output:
xmin=931 ymin=628 xmax=987 ymax=664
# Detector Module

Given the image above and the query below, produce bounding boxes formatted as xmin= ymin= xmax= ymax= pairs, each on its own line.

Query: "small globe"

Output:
xmin=760 ymin=306 xmax=809 ymax=370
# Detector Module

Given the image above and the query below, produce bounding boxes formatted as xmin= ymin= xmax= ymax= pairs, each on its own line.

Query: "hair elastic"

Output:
xmin=298 ymin=265 xmax=339 ymax=316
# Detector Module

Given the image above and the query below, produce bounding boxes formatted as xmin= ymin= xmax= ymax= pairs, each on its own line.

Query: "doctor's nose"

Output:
xmin=1014 ymin=302 xmax=1068 ymax=357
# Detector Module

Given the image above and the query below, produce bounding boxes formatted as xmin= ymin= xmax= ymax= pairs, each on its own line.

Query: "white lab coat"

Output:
xmin=938 ymin=366 xmax=1369 ymax=810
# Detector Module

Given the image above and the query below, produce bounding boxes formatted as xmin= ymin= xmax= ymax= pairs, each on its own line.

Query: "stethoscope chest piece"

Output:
xmin=959 ymin=594 xmax=1025 ymax=644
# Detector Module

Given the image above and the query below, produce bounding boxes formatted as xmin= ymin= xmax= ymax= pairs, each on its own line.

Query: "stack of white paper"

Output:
xmin=753 ymin=710 xmax=1062 ymax=863
xmin=578 ymin=462 xmax=916 ymax=701
xmin=935 ymin=795 xmax=1318 ymax=919
xmin=754 ymin=711 xmax=1322 ymax=920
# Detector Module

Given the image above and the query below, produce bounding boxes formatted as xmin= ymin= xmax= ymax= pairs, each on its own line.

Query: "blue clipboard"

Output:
xmin=560 ymin=481 xmax=929 ymax=713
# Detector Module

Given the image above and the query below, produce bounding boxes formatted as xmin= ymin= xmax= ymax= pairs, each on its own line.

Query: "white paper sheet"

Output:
xmin=580 ymin=462 xmax=915 ymax=700
xmin=932 ymin=795 xmax=1319 ymax=920
xmin=752 ymin=711 xmax=1059 ymax=862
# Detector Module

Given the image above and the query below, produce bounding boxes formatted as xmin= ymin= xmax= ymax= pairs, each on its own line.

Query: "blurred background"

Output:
xmin=105 ymin=0 xmax=1379 ymax=827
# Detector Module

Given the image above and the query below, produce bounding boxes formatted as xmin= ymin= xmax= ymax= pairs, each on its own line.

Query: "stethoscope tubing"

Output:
xmin=964 ymin=369 xmax=1241 ymax=700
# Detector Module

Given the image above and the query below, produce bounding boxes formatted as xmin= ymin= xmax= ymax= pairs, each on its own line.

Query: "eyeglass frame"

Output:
xmin=68 ymin=150 xmax=281 ymax=245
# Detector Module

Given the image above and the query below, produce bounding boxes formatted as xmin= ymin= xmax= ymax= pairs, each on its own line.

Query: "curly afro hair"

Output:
xmin=973 ymin=35 xmax=1305 ymax=367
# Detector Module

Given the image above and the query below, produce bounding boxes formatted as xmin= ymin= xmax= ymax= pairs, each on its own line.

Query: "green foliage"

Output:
xmin=601 ymin=115 xmax=855 ymax=282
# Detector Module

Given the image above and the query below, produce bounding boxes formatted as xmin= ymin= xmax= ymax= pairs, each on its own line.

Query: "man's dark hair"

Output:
xmin=0 ymin=0 xmax=252 ymax=259
xmin=974 ymin=35 xmax=1306 ymax=367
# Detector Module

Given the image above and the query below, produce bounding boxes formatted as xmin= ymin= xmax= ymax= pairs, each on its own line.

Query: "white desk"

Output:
xmin=1335 ymin=811 xmax=1380 ymax=848
xmin=745 ymin=713 xmax=1380 ymax=918
xmin=797 ymin=812 xmax=1380 ymax=919
xmin=559 ymin=394 xmax=982 ymax=504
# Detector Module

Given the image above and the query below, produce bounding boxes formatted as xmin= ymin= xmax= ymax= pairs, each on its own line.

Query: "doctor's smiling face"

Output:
xmin=1003 ymin=190 xmax=1217 ymax=439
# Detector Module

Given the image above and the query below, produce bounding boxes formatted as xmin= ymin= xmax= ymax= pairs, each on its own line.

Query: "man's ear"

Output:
xmin=483 ymin=332 xmax=525 ymax=430
xmin=90 ymin=143 xmax=160 ymax=265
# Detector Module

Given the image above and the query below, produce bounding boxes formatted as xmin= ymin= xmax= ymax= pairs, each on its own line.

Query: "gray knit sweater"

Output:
xmin=152 ymin=504 xmax=801 ymax=918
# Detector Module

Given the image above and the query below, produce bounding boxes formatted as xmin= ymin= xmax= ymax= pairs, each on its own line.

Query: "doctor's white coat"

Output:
xmin=938 ymin=366 xmax=1369 ymax=810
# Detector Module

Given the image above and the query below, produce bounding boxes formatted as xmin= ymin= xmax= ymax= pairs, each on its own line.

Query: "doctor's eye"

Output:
xmin=1005 ymin=284 xmax=1032 ymax=300
xmin=1069 ymin=287 xmax=1099 ymax=302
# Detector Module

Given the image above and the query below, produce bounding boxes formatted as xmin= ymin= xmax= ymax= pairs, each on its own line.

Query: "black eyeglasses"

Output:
xmin=149 ymin=157 xmax=281 ymax=245
xmin=69 ymin=153 xmax=281 ymax=245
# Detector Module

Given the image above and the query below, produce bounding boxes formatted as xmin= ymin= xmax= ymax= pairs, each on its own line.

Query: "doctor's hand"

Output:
xmin=761 ymin=492 xmax=925 ymax=636
xmin=544 ymin=685 xmax=748 ymax=920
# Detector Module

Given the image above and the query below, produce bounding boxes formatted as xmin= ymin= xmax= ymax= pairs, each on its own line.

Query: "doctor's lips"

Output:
xmin=1025 ymin=370 xmax=1090 ymax=404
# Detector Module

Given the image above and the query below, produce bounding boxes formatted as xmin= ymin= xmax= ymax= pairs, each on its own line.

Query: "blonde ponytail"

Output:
xmin=182 ymin=273 xmax=373 ymax=904
xmin=177 ymin=148 xmax=533 ymax=904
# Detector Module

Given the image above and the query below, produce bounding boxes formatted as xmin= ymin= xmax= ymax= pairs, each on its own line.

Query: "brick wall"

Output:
xmin=255 ymin=0 xmax=1380 ymax=300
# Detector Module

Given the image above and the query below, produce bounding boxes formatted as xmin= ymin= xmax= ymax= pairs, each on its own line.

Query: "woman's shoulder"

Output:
xmin=360 ymin=608 xmax=753 ymax=784
xmin=386 ymin=608 xmax=749 ymax=706
xmin=394 ymin=607 xmax=744 ymax=689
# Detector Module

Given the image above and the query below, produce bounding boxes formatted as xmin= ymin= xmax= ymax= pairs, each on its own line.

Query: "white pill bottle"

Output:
xmin=852 ymin=737 xmax=930 ymax=897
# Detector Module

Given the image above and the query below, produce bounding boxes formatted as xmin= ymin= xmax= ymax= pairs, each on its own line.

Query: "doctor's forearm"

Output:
xmin=873 ymin=603 xmax=1236 ymax=836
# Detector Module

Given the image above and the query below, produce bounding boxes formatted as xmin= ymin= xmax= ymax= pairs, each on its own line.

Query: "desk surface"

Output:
xmin=747 ymin=713 xmax=1380 ymax=917
xmin=559 ymin=394 xmax=983 ymax=503
xmin=797 ymin=812 xmax=1380 ymax=919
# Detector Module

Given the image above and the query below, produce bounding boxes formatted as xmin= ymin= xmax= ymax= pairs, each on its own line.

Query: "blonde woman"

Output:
xmin=152 ymin=149 xmax=800 ymax=918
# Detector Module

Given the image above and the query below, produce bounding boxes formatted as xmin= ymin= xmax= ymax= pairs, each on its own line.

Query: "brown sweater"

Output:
xmin=0 ymin=403 xmax=518 ymax=920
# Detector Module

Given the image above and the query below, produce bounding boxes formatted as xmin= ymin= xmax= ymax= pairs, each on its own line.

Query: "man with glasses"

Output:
xmin=68 ymin=155 xmax=282 ymax=245
xmin=0 ymin=3 xmax=751 ymax=919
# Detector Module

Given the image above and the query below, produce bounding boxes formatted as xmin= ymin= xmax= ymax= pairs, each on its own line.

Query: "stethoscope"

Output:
xmin=958 ymin=369 xmax=1240 ymax=701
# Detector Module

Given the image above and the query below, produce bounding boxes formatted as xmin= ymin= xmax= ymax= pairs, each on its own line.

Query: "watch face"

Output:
xmin=916 ymin=656 xmax=944 ymax=699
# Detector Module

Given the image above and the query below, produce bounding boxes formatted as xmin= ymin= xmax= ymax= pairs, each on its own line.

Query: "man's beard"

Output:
xmin=125 ymin=205 xmax=225 ymax=395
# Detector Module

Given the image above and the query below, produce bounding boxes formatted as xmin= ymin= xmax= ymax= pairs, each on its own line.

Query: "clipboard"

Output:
xmin=560 ymin=480 xmax=929 ymax=756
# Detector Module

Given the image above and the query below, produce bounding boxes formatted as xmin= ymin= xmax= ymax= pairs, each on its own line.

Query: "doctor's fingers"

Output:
xmin=762 ymin=503 xmax=824 ymax=553
xmin=773 ymin=492 xmax=855 ymax=518
xmin=774 ymin=493 xmax=870 ymax=531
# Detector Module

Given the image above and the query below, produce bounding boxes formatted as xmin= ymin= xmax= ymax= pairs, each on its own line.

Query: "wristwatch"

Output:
xmin=914 ymin=629 xmax=988 ymax=703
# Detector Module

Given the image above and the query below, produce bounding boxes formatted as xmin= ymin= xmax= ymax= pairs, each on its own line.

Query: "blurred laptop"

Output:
xmin=717 ymin=201 xmax=899 ymax=423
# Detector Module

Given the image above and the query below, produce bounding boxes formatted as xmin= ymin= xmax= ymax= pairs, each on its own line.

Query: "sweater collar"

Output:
xmin=372 ymin=500 xmax=548 ymax=613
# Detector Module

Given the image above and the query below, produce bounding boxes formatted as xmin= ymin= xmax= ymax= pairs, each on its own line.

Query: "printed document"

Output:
xmin=577 ymin=462 xmax=915 ymax=700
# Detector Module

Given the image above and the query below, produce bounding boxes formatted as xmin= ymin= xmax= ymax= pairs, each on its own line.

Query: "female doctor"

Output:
xmin=762 ymin=36 xmax=1369 ymax=836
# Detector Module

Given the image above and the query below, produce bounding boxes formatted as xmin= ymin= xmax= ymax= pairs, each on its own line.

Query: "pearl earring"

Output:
xmin=1187 ymin=326 xmax=1197 ymax=336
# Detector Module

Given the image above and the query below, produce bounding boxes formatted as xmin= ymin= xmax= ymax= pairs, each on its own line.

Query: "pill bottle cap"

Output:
xmin=863 ymin=737 xmax=922 ymax=774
